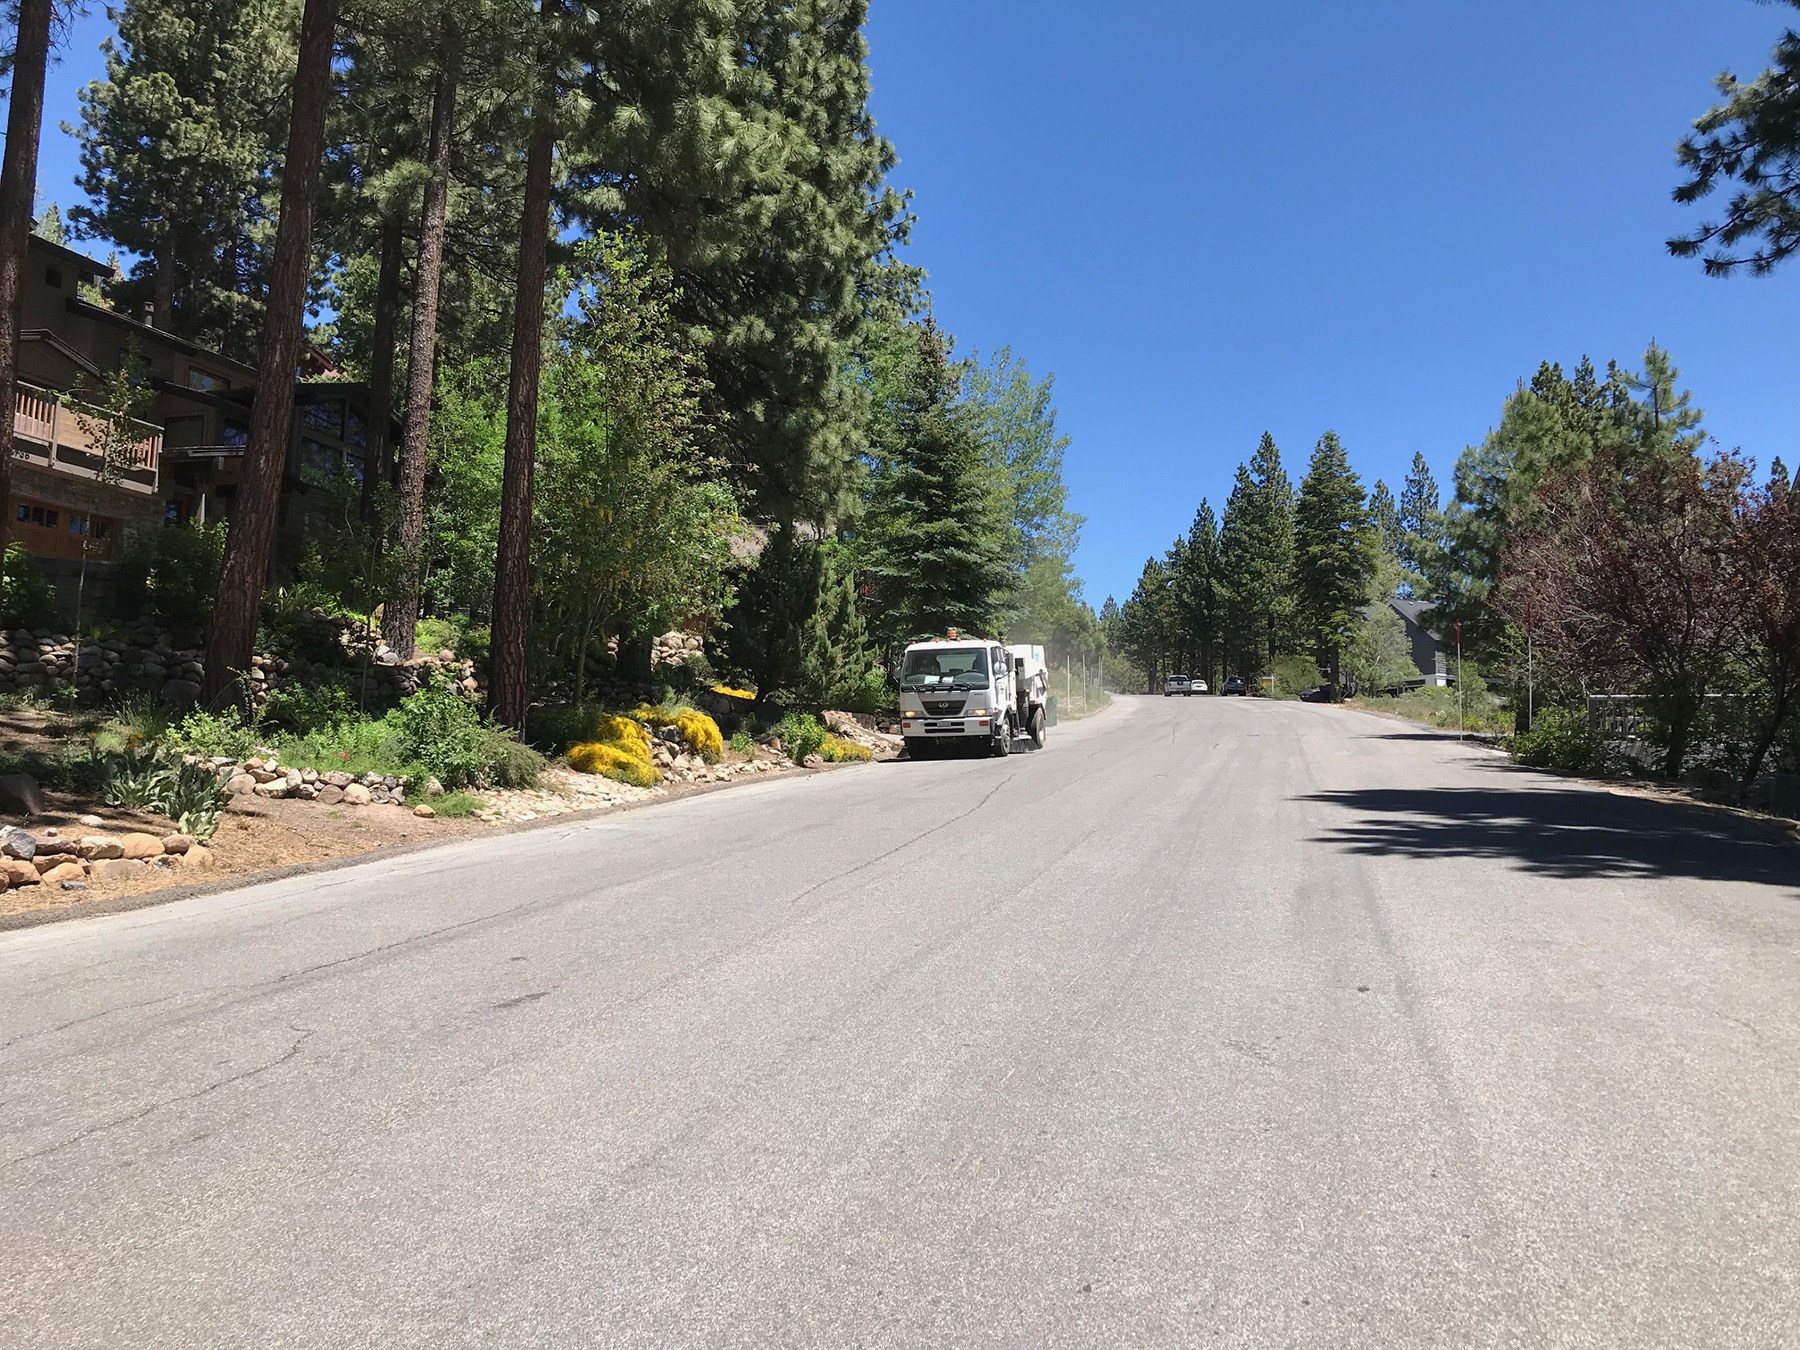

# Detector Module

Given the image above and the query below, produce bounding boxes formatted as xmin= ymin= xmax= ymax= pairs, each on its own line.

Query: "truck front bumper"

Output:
xmin=900 ymin=716 xmax=995 ymax=742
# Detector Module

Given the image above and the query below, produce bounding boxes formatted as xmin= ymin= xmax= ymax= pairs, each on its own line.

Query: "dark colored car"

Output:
xmin=1300 ymin=685 xmax=1334 ymax=703
xmin=1222 ymin=676 xmax=1247 ymax=696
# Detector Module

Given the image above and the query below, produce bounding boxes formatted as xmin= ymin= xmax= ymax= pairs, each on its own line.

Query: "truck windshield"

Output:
xmin=901 ymin=647 xmax=989 ymax=690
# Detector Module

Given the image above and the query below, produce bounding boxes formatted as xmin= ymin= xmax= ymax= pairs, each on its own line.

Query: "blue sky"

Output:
xmin=863 ymin=0 xmax=1799 ymax=605
xmin=17 ymin=1 xmax=1799 ymax=608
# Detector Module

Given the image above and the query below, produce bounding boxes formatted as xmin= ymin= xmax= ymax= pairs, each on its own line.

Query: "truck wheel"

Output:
xmin=1029 ymin=706 xmax=1047 ymax=749
xmin=991 ymin=715 xmax=1012 ymax=757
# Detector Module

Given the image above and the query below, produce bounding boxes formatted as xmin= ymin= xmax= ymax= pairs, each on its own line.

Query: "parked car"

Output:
xmin=1163 ymin=674 xmax=1192 ymax=697
xmin=1222 ymin=676 xmax=1248 ymax=696
xmin=1190 ymin=678 xmax=1209 ymax=695
xmin=1300 ymin=685 xmax=1335 ymax=703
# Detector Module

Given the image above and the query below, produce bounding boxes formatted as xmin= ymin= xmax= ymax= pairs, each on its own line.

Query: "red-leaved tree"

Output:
xmin=1732 ymin=474 xmax=1800 ymax=781
xmin=1498 ymin=447 xmax=1748 ymax=779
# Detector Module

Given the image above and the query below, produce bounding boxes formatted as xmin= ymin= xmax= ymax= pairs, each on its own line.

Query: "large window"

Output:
xmin=301 ymin=399 xmax=345 ymax=439
xmin=163 ymin=414 xmax=207 ymax=449
xmin=219 ymin=420 xmax=250 ymax=448
xmin=298 ymin=438 xmax=339 ymax=487
xmin=187 ymin=366 xmax=229 ymax=393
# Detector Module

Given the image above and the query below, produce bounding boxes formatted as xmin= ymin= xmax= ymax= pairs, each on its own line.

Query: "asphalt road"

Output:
xmin=3 ymin=696 xmax=1798 ymax=1348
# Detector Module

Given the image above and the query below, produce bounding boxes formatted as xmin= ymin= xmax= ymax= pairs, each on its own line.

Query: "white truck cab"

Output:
xmin=898 ymin=634 xmax=1052 ymax=760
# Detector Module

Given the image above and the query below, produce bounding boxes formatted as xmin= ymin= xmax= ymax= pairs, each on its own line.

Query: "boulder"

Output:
xmin=80 ymin=834 xmax=125 ymax=860
xmin=227 ymin=773 xmax=258 ymax=796
xmin=425 ymin=778 xmax=445 ymax=798
xmin=0 ymin=772 xmax=45 ymax=817
xmin=40 ymin=861 xmax=87 ymax=885
xmin=90 ymin=858 xmax=146 ymax=883
xmin=413 ymin=804 xmax=436 ymax=819
xmin=1 ymin=858 xmax=39 ymax=886
xmin=317 ymin=785 xmax=345 ymax=806
xmin=160 ymin=833 xmax=195 ymax=855
xmin=120 ymin=832 xmax=166 ymax=860
xmin=178 ymin=845 xmax=216 ymax=870
xmin=253 ymin=781 xmax=292 ymax=799
xmin=324 ymin=771 xmax=354 ymax=789
xmin=77 ymin=812 xmax=105 ymax=827
xmin=1771 ymin=774 xmax=1800 ymax=821
xmin=0 ymin=825 xmax=37 ymax=860
xmin=342 ymin=784 xmax=373 ymax=806
xmin=60 ymin=879 xmax=88 ymax=891
xmin=161 ymin=679 xmax=202 ymax=708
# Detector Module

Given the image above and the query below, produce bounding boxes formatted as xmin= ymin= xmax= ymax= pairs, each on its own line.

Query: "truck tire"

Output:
xmin=991 ymin=715 xmax=1012 ymax=757
xmin=1029 ymin=706 xmax=1047 ymax=749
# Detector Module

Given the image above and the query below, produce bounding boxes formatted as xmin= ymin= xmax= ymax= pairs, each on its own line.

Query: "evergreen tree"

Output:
xmin=204 ymin=0 xmax=339 ymax=705
xmin=1625 ymin=342 xmax=1707 ymax=460
xmin=1670 ymin=2 xmax=1800 ymax=276
xmin=1174 ymin=500 xmax=1221 ymax=687
xmin=1369 ymin=479 xmax=1403 ymax=561
xmin=69 ymin=0 xmax=299 ymax=346
xmin=34 ymin=201 xmax=63 ymax=242
xmin=1216 ymin=434 xmax=1296 ymax=676
xmin=1293 ymin=431 xmax=1375 ymax=689
xmin=1398 ymin=449 xmax=1442 ymax=582
xmin=1772 ymin=455 xmax=1791 ymax=493
xmin=795 ymin=542 xmax=879 ymax=708
xmin=858 ymin=321 xmax=1013 ymax=656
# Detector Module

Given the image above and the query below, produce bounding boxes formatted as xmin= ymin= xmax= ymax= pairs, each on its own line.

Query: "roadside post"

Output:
xmin=1456 ymin=621 xmax=1465 ymax=740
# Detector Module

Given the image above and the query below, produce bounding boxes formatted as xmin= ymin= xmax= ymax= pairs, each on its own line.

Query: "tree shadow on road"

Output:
xmin=1300 ymin=768 xmax=1799 ymax=894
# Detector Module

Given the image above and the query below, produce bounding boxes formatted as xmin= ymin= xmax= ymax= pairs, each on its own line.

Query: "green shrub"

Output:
xmin=415 ymin=616 xmax=463 ymax=655
xmin=1 ymin=545 xmax=56 ymax=629
xmin=431 ymin=790 xmax=485 ymax=818
xmin=171 ymin=704 xmax=258 ymax=760
xmin=118 ymin=521 xmax=226 ymax=626
xmin=99 ymin=741 xmax=229 ymax=838
xmin=388 ymin=680 xmax=488 ymax=787
xmin=1271 ymin=655 xmax=1322 ymax=700
xmin=479 ymin=726 xmax=545 ymax=789
xmin=163 ymin=761 xmax=229 ymax=839
xmin=729 ymin=730 xmax=755 ymax=758
xmin=260 ymin=676 xmax=359 ymax=733
xmin=456 ymin=624 xmax=490 ymax=667
xmin=1508 ymin=705 xmax=1605 ymax=775
xmin=773 ymin=712 xmax=827 ymax=764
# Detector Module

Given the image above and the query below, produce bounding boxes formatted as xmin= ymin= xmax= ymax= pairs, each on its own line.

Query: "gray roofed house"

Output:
xmin=1385 ymin=597 xmax=1452 ymax=686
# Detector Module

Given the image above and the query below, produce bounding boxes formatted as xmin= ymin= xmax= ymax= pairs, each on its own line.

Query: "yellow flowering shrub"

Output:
xmin=592 ymin=714 xmax=650 ymax=753
xmin=711 ymin=685 xmax=756 ymax=700
xmin=673 ymin=710 xmax=724 ymax=763
xmin=819 ymin=734 xmax=872 ymax=763
xmin=567 ymin=740 xmax=659 ymax=787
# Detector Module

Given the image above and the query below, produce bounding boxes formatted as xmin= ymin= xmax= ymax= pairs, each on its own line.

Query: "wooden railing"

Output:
xmin=10 ymin=382 xmax=161 ymax=479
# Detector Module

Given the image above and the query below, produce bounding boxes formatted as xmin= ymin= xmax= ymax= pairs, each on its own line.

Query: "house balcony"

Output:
xmin=11 ymin=382 xmax=162 ymax=494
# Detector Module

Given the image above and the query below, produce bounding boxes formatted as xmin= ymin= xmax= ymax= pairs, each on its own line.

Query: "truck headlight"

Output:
xmin=966 ymin=708 xmax=987 ymax=717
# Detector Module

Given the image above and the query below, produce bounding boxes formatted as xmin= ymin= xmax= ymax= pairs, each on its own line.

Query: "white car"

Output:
xmin=1164 ymin=674 xmax=1193 ymax=697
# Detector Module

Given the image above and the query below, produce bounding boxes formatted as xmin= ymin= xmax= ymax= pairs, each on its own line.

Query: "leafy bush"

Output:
xmin=1271 ymin=655 xmax=1321 ymax=700
xmin=260 ymin=675 xmax=359 ymax=733
xmin=100 ymin=742 xmax=229 ymax=838
xmin=118 ymin=521 xmax=226 ymax=626
xmin=673 ymin=709 xmax=722 ymax=762
xmin=415 ymin=616 xmax=463 ymax=655
xmin=819 ymin=733 xmax=872 ymax=763
xmin=387 ymin=680 xmax=489 ymax=787
xmin=478 ymin=727 xmax=545 ymax=788
xmin=431 ymin=790 xmax=485 ymax=818
xmin=729 ymin=730 xmax=755 ymax=757
xmin=773 ymin=712 xmax=826 ymax=764
xmin=1 ymin=545 xmax=56 ymax=629
xmin=1508 ymin=705 xmax=1606 ymax=775
xmin=171 ymin=705 xmax=258 ymax=760
xmin=567 ymin=740 xmax=659 ymax=787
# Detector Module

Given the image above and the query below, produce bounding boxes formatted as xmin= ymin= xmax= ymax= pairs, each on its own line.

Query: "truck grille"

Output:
xmin=922 ymin=699 xmax=963 ymax=717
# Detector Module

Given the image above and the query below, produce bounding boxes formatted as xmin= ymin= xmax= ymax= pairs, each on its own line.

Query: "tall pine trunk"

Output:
xmin=0 ymin=0 xmax=53 ymax=596
xmin=382 ymin=58 xmax=459 ymax=658
xmin=358 ymin=215 xmax=403 ymax=524
xmin=202 ymin=0 xmax=339 ymax=706
xmin=489 ymin=116 xmax=555 ymax=730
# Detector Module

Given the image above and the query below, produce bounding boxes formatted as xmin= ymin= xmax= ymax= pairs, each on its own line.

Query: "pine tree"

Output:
xmin=1369 ymin=480 xmax=1402 ymax=560
xmin=1398 ymin=450 xmax=1442 ymax=582
xmin=858 ymin=321 xmax=1013 ymax=656
xmin=1772 ymin=456 xmax=1791 ymax=493
xmin=1293 ymin=431 xmax=1375 ymax=689
xmin=1 ymin=0 xmax=57 ymax=585
xmin=1215 ymin=434 xmax=1296 ymax=677
xmin=204 ymin=0 xmax=340 ymax=705
xmin=1626 ymin=342 xmax=1706 ymax=461
xmin=1174 ymin=500 xmax=1221 ymax=688
xmin=1670 ymin=5 xmax=1800 ymax=276
xmin=34 ymin=200 xmax=63 ymax=242
xmin=70 ymin=0 xmax=299 ymax=346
